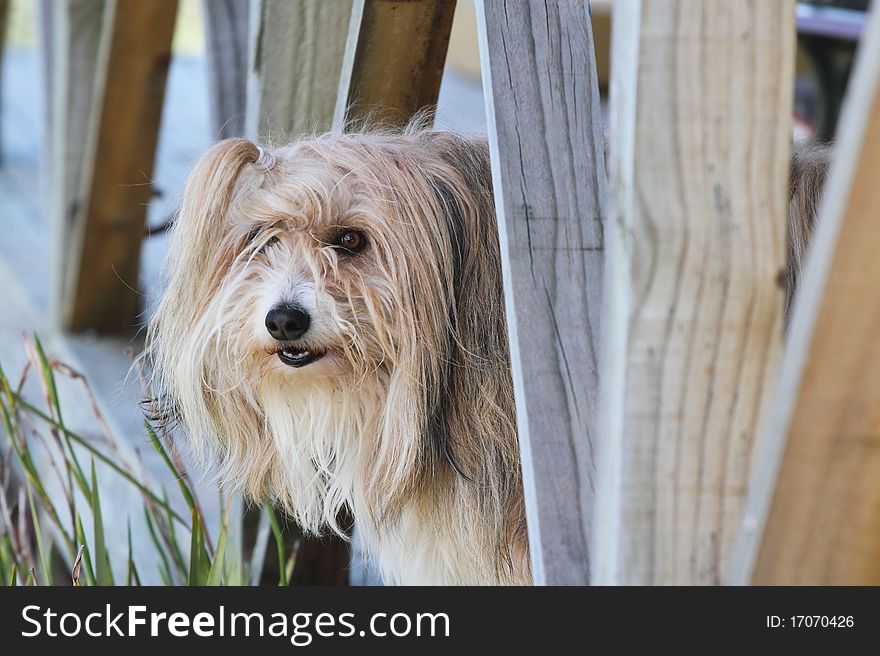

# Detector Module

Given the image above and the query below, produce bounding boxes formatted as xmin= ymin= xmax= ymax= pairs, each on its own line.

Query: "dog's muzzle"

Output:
xmin=265 ymin=304 xmax=325 ymax=367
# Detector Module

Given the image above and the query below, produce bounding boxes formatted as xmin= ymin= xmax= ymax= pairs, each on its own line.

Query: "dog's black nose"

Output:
xmin=265 ymin=305 xmax=310 ymax=341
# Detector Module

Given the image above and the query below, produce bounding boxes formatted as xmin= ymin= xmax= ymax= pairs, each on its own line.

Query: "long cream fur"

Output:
xmin=146 ymin=131 xmax=530 ymax=585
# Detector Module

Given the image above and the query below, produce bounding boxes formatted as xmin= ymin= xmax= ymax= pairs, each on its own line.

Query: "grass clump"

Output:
xmin=0 ymin=335 xmax=297 ymax=586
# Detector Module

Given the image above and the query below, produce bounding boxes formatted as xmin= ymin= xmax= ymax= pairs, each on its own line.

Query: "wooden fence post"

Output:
xmin=595 ymin=0 xmax=795 ymax=585
xmin=730 ymin=4 xmax=880 ymax=586
xmin=60 ymin=0 xmax=178 ymax=334
xmin=333 ymin=0 xmax=456 ymax=130
xmin=245 ymin=0 xmax=352 ymax=140
xmin=48 ymin=0 xmax=106 ymax=327
xmin=0 ymin=0 xmax=8 ymax=162
xmin=475 ymin=0 xmax=606 ymax=585
xmin=203 ymin=0 xmax=249 ymax=140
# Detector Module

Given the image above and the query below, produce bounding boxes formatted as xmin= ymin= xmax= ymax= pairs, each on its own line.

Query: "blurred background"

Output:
xmin=0 ymin=0 xmax=870 ymax=586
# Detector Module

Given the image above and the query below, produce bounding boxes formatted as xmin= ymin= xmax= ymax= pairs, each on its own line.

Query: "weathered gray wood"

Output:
xmin=245 ymin=0 xmax=352 ymax=141
xmin=203 ymin=0 xmax=249 ymax=139
xmin=596 ymin=0 xmax=795 ymax=585
xmin=475 ymin=0 xmax=605 ymax=585
xmin=48 ymin=0 xmax=106 ymax=327
xmin=730 ymin=5 xmax=880 ymax=586
xmin=62 ymin=0 xmax=178 ymax=334
xmin=333 ymin=0 xmax=456 ymax=130
xmin=38 ymin=0 xmax=54 ymax=144
xmin=0 ymin=0 xmax=8 ymax=162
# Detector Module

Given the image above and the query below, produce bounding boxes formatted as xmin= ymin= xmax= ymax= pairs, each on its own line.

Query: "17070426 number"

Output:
xmin=767 ymin=616 xmax=855 ymax=629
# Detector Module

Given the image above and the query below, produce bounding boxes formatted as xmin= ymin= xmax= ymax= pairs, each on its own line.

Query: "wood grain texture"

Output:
xmin=204 ymin=0 xmax=249 ymax=139
xmin=596 ymin=0 xmax=795 ymax=585
xmin=731 ymin=5 xmax=880 ymax=586
xmin=245 ymin=0 xmax=352 ymax=141
xmin=62 ymin=0 xmax=178 ymax=334
xmin=48 ymin=0 xmax=106 ymax=326
xmin=333 ymin=0 xmax=456 ymax=130
xmin=475 ymin=0 xmax=606 ymax=585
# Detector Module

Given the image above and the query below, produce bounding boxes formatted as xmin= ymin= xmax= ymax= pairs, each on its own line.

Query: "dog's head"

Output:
xmin=146 ymin=131 xmax=515 ymax=534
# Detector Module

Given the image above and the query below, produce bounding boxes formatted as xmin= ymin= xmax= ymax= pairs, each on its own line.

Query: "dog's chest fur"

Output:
xmin=259 ymin=375 xmax=509 ymax=585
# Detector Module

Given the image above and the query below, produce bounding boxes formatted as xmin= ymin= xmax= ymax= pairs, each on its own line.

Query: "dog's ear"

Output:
xmin=145 ymin=138 xmax=268 ymax=484
xmin=417 ymin=133 xmax=519 ymax=486
xmin=423 ymin=132 xmax=496 ymax=308
xmin=165 ymin=138 xmax=262 ymax=310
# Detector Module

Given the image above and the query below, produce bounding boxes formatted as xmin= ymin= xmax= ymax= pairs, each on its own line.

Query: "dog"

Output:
xmin=146 ymin=131 xmax=529 ymax=585
xmin=146 ymin=127 xmax=830 ymax=586
xmin=785 ymin=142 xmax=832 ymax=322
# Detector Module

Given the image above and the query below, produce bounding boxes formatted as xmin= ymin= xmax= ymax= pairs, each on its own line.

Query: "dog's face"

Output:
xmin=183 ymin=136 xmax=478 ymax=387
xmin=147 ymin=132 xmax=511 ymax=533
xmin=232 ymin=154 xmax=411 ymax=384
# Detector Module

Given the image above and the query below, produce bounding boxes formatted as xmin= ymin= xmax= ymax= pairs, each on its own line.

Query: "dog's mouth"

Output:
xmin=276 ymin=346 xmax=325 ymax=368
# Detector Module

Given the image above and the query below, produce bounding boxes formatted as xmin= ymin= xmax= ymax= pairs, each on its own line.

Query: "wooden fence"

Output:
xmin=4 ymin=0 xmax=880 ymax=584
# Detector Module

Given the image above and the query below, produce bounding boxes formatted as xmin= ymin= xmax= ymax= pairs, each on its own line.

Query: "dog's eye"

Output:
xmin=246 ymin=228 xmax=279 ymax=254
xmin=333 ymin=228 xmax=366 ymax=255
xmin=245 ymin=226 xmax=280 ymax=253
xmin=258 ymin=235 xmax=280 ymax=253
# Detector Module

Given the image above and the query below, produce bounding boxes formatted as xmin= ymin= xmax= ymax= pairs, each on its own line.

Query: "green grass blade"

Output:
xmin=7 ymin=563 xmax=16 ymax=587
xmin=265 ymin=503 xmax=288 ymax=586
xmin=143 ymin=506 xmax=177 ymax=585
xmin=11 ymin=397 xmax=187 ymax=527
xmin=146 ymin=422 xmax=198 ymax=512
xmin=74 ymin=516 xmax=96 ymax=586
xmin=129 ymin=561 xmax=142 ymax=586
xmin=161 ymin=492 xmax=187 ymax=575
xmin=90 ymin=460 xmax=113 ymax=585
xmin=1 ymin=535 xmax=17 ymax=579
xmin=2 ymin=416 xmax=74 ymax=552
xmin=33 ymin=335 xmax=90 ymax=497
xmin=188 ymin=510 xmax=203 ymax=585
xmin=125 ymin=520 xmax=142 ymax=586
xmin=32 ymin=335 xmax=62 ymax=423
xmin=207 ymin=501 xmax=233 ymax=586
xmin=26 ymin=486 xmax=52 ymax=586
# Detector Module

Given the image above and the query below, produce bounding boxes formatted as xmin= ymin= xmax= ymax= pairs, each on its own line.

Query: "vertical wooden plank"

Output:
xmin=0 ymin=0 xmax=6 ymax=58
xmin=0 ymin=0 xmax=8 ymax=162
xmin=48 ymin=0 xmax=106 ymax=326
xmin=37 ymin=0 xmax=55 ymax=221
xmin=203 ymin=0 xmax=249 ymax=139
xmin=596 ymin=1 xmax=795 ymax=585
xmin=475 ymin=0 xmax=605 ymax=585
xmin=245 ymin=0 xmax=352 ymax=140
xmin=333 ymin=0 xmax=456 ymax=130
xmin=731 ymin=5 xmax=880 ymax=586
xmin=62 ymin=0 xmax=178 ymax=334
xmin=38 ymin=0 xmax=54 ymax=141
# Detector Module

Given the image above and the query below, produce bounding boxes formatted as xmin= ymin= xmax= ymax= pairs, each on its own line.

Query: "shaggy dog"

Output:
xmin=146 ymin=128 xmax=830 ymax=586
xmin=147 ymin=131 xmax=528 ymax=585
